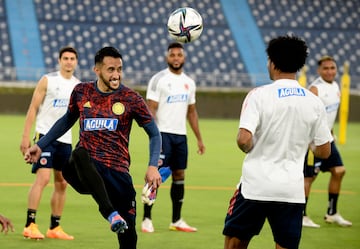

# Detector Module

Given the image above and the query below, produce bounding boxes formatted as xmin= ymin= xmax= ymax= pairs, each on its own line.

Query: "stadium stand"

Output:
xmin=248 ymin=0 xmax=360 ymax=85
xmin=33 ymin=0 xmax=248 ymax=87
xmin=0 ymin=0 xmax=14 ymax=81
xmin=1 ymin=0 xmax=359 ymax=88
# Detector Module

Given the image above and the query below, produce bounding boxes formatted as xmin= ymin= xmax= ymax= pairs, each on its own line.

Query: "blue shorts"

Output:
xmin=223 ymin=186 xmax=303 ymax=249
xmin=303 ymin=141 xmax=343 ymax=177
xmin=160 ymin=132 xmax=187 ymax=170
xmin=31 ymin=134 xmax=72 ymax=173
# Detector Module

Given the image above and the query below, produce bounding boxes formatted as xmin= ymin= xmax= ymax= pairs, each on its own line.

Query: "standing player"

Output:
xmin=302 ymin=56 xmax=352 ymax=228
xmin=24 ymin=46 xmax=162 ymax=249
xmin=20 ymin=46 xmax=80 ymax=240
xmin=223 ymin=35 xmax=332 ymax=249
xmin=141 ymin=42 xmax=205 ymax=233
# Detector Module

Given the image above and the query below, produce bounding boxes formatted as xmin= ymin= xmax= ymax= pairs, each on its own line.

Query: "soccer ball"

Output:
xmin=167 ymin=7 xmax=203 ymax=43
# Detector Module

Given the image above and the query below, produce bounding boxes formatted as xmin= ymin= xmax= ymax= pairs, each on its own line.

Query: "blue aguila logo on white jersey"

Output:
xmin=84 ymin=118 xmax=118 ymax=131
xmin=53 ymin=99 xmax=69 ymax=107
xmin=278 ymin=88 xmax=305 ymax=98
xmin=325 ymin=103 xmax=339 ymax=113
xmin=167 ymin=94 xmax=188 ymax=103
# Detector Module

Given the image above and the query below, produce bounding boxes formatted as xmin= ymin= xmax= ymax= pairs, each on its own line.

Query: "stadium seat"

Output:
xmin=1 ymin=0 xmax=359 ymax=87
xmin=33 ymin=0 xmax=247 ymax=86
xmin=0 ymin=0 xmax=15 ymax=80
xmin=248 ymin=0 xmax=360 ymax=81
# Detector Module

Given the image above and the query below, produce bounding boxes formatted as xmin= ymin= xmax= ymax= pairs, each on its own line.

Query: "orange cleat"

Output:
xmin=23 ymin=223 xmax=45 ymax=240
xmin=46 ymin=226 xmax=74 ymax=240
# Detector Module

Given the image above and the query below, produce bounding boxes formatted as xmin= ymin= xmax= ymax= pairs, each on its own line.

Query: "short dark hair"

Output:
xmin=59 ymin=46 xmax=78 ymax=59
xmin=94 ymin=46 xmax=122 ymax=65
xmin=168 ymin=42 xmax=184 ymax=51
xmin=266 ymin=35 xmax=308 ymax=73
xmin=317 ymin=55 xmax=336 ymax=66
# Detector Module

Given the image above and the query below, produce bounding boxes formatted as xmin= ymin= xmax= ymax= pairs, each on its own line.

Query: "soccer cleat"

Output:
xmin=302 ymin=216 xmax=320 ymax=228
xmin=324 ymin=213 xmax=352 ymax=227
xmin=23 ymin=223 xmax=45 ymax=240
xmin=46 ymin=226 xmax=74 ymax=240
xmin=108 ymin=211 xmax=128 ymax=233
xmin=141 ymin=218 xmax=155 ymax=233
xmin=169 ymin=218 xmax=197 ymax=232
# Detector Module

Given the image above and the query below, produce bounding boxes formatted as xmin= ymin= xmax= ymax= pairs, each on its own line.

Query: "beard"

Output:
xmin=168 ymin=62 xmax=184 ymax=72
xmin=99 ymin=74 xmax=119 ymax=92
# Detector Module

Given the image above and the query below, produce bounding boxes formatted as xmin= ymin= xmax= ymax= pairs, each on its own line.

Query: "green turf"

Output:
xmin=0 ymin=115 xmax=359 ymax=248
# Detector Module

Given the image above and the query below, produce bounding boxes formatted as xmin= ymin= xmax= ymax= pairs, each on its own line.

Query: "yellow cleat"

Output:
xmin=23 ymin=223 xmax=45 ymax=240
xmin=46 ymin=226 xmax=74 ymax=240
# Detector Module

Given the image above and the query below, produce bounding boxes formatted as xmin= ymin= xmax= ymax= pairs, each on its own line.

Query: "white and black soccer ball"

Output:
xmin=167 ymin=7 xmax=203 ymax=43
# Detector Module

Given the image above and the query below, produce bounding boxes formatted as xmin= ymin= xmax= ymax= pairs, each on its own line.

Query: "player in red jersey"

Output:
xmin=24 ymin=46 xmax=162 ymax=249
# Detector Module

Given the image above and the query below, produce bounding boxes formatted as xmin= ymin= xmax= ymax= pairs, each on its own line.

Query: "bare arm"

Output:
xmin=20 ymin=76 xmax=48 ymax=155
xmin=310 ymin=141 xmax=331 ymax=159
xmin=146 ymin=99 xmax=158 ymax=118
xmin=237 ymin=128 xmax=253 ymax=153
xmin=187 ymin=104 xmax=205 ymax=155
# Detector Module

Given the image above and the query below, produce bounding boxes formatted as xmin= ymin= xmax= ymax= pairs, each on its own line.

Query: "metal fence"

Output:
xmin=1 ymin=67 xmax=360 ymax=91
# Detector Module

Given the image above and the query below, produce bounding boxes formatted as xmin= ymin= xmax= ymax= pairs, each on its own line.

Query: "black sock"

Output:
xmin=171 ymin=181 xmax=184 ymax=222
xmin=26 ymin=209 xmax=37 ymax=227
xmin=143 ymin=204 xmax=153 ymax=220
xmin=327 ymin=193 xmax=339 ymax=215
xmin=303 ymin=197 xmax=308 ymax=216
xmin=50 ymin=215 xmax=61 ymax=229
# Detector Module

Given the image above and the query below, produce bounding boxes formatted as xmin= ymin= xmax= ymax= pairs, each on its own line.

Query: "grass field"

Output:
xmin=0 ymin=115 xmax=359 ymax=248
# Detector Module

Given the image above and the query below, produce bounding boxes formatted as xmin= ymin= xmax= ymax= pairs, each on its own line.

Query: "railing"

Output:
xmin=1 ymin=67 xmax=360 ymax=91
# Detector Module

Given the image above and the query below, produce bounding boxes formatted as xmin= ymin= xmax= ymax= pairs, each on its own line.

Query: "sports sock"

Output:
xmin=303 ymin=197 xmax=308 ymax=216
xmin=26 ymin=209 xmax=37 ymax=227
xmin=327 ymin=193 xmax=339 ymax=215
xmin=143 ymin=203 xmax=153 ymax=220
xmin=50 ymin=215 xmax=61 ymax=229
xmin=171 ymin=180 xmax=184 ymax=222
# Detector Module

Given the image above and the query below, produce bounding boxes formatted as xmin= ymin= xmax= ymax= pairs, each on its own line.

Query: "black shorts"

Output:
xmin=93 ymin=160 xmax=136 ymax=219
xmin=223 ymin=186 xmax=303 ymax=249
xmin=303 ymin=141 xmax=343 ymax=177
xmin=32 ymin=134 xmax=72 ymax=173
xmin=160 ymin=132 xmax=188 ymax=170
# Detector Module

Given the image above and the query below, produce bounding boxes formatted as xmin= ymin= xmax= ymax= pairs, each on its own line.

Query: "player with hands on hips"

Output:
xmin=302 ymin=55 xmax=352 ymax=228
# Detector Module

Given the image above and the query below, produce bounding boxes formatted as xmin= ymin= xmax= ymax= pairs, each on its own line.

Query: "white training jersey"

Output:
xmin=309 ymin=77 xmax=340 ymax=130
xmin=36 ymin=71 xmax=80 ymax=144
xmin=146 ymin=68 xmax=196 ymax=135
xmin=238 ymin=79 xmax=332 ymax=203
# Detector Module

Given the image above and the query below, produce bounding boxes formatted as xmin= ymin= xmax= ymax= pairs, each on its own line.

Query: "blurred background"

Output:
xmin=0 ymin=0 xmax=359 ymax=89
